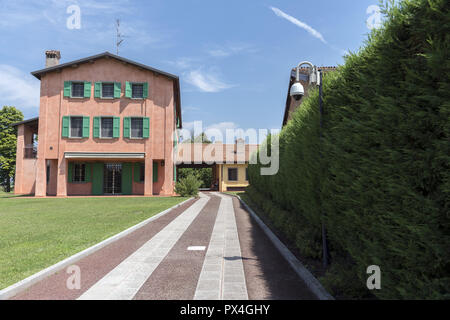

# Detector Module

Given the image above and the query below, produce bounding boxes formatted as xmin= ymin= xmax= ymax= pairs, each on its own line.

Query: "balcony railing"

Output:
xmin=24 ymin=147 xmax=37 ymax=159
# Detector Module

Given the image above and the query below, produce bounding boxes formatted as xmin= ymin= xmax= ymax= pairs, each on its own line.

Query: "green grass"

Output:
xmin=0 ymin=195 xmax=188 ymax=289
xmin=222 ymin=191 xmax=244 ymax=196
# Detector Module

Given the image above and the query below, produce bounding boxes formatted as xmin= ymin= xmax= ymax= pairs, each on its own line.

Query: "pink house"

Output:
xmin=13 ymin=51 xmax=182 ymax=197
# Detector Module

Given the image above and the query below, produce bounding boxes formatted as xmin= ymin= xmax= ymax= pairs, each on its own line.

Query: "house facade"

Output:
xmin=14 ymin=51 xmax=181 ymax=197
xmin=282 ymin=66 xmax=336 ymax=127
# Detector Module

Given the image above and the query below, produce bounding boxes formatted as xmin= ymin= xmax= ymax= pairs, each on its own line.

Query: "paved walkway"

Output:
xmin=11 ymin=192 xmax=316 ymax=300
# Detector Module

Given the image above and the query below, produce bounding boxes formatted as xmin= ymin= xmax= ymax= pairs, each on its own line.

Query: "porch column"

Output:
xmin=144 ymin=157 xmax=153 ymax=196
xmin=56 ymin=157 xmax=67 ymax=197
xmin=34 ymin=157 xmax=46 ymax=197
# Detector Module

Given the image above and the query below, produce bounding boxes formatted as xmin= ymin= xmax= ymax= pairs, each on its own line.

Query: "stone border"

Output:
xmin=0 ymin=197 xmax=193 ymax=300
xmin=235 ymin=195 xmax=334 ymax=300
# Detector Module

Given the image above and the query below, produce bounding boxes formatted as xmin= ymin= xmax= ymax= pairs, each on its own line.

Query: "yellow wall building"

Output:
xmin=215 ymin=163 xmax=249 ymax=192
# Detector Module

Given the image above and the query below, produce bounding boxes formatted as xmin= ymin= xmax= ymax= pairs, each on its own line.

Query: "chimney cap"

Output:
xmin=45 ymin=50 xmax=61 ymax=58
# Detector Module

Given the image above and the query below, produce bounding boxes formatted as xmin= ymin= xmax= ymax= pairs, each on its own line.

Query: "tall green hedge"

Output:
xmin=249 ymin=0 xmax=449 ymax=299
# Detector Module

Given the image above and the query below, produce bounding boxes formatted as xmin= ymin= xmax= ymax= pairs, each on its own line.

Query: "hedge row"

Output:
xmin=248 ymin=0 xmax=449 ymax=299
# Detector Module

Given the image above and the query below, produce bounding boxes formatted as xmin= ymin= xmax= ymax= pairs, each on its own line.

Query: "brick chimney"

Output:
xmin=45 ymin=50 xmax=61 ymax=68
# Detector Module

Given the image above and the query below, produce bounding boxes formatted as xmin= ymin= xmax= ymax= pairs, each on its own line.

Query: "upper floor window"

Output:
xmin=228 ymin=168 xmax=238 ymax=181
xmin=70 ymin=116 xmax=83 ymax=138
xmin=123 ymin=117 xmax=150 ymax=139
xmin=132 ymin=84 xmax=144 ymax=99
xmin=131 ymin=118 xmax=143 ymax=138
xmin=64 ymin=81 xmax=91 ymax=98
xmin=102 ymin=83 xmax=114 ymax=98
xmin=125 ymin=82 xmax=148 ymax=99
xmin=101 ymin=117 xmax=113 ymax=138
xmin=72 ymin=82 xmax=85 ymax=98
xmin=62 ymin=116 xmax=90 ymax=138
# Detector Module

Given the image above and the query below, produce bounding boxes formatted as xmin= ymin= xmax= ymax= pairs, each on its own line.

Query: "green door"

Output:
xmin=122 ymin=163 xmax=133 ymax=195
xmin=92 ymin=163 xmax=104 ymax=195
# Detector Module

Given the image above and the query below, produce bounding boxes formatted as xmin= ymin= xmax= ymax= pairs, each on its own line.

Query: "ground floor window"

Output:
xmin=73 ymin=163 xmax=86 ymax=182
xmin=228 ymin=168 xmax=238 ymax=181
xmin=246 ymin=168 xmax=249 ymax=181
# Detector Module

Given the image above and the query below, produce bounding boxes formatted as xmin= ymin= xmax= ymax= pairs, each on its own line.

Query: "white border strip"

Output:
xmin=236 ymin=195 xmax=334 ymax=300
xmin=0 ymin=197 xmax=193 ymax=300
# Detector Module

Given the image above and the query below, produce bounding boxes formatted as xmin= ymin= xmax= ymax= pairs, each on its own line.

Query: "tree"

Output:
xmin=182 ymin=132 xmax=212 ymax=144
xmin=0 ymin=106 xmax=24 ymax=192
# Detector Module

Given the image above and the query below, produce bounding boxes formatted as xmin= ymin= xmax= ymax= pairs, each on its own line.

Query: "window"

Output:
xmin=71 ymin=82 xmax=85 ymax=98
xmin=246 ymin=168 xmax=249 ymax=181
xmin=73 ymin=163 xmax=86 ymax=182
xmin=228 ymin=168 xmax=238 ymax=181
xmin=140 ymin=163 xmax=145 ymax=182
xmin=101 ymin=117 xmax=113 ymax=138
xmin=132 ymin=83 xmax=144 ymax=99
xmin=131 ymin=118 xmax=143 ymax=138
xmin=102 ymin=83 xmax=114 ymax=98
xmin=70 ymin=117 xmax=83 ymax=138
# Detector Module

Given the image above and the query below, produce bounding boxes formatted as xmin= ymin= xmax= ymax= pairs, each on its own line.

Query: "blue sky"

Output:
xmin=0 ymin=0 xmax=383 ymax=139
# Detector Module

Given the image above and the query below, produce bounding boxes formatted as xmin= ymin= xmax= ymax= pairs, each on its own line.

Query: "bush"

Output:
xmin=175 ymin=174 xmax=202 ymax=197
xmin=249 ymin=0 xmax=449 ymax=299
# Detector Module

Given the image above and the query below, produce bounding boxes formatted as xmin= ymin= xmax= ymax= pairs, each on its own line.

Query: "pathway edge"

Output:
xmin=236 ymin=195 xmax=334 ymax=300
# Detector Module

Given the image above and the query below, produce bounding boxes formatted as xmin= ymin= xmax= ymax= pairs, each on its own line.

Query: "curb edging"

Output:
xmin=0 ymin=197 xmax=193 ymax=300
xmin=236 ymin=195 xmax=334 ymax=300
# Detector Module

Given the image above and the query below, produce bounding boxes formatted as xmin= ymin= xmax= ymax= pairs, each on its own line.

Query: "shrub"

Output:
xmin=175 ymin=174 xmax=202 ymax=197
xmin=249 ymin=0 xmax=449 ymax=299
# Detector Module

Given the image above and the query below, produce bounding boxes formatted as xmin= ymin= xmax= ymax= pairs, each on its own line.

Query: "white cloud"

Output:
xmin=207 ymin=43 xmax=257 ymax=58
xmin=0 ymin=65 xmax=40 ymax=110
xmin=185 ymin=69 xmax=234 ymax=93
xmin=270 ymin=6 xmax=327 ymax=44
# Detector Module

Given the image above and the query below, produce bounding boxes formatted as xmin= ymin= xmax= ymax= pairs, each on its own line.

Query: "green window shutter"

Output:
xmin=93 ymin=117 xmax=100 ymax=138
xmin=125 ymin=82 xmax=132 ymax=98
xmin=122 ymin=163 xmax=133 ymax=195
xmin=68 ymin=162 xmax=73 ymax=182
xmin=134 ymin=163 xmax=141 ymax=183
xmin=143 ymin=82 xmax=149 ymax=98
xmin=123 ymin=117 xmax=131 ymax=138
xmin=92 ymin=163 xmax=104 ymax=195
xmin=64 ymin=81 xmax=72 ymax=97
xmin=143 ymin=117 xmax=150 ymax=138
xmin=153 ymin=161 xmax=158 ymax=183
xmin=85 ymin=163 xmax=92 ymax=182
xmin=84 ymin=81 xmax=91 ymax=98
xmin=62 ymin=116 xmax=70 ymax=137
xmin=114 ymin=82 xmax=121 ymax=98
xmin=94 ymin=82 xmax=102 ymax=98
xmin=82 ymin=116 xmax=90 ymax=138
xmin=113 ymin=117 xmax=120 ymax=138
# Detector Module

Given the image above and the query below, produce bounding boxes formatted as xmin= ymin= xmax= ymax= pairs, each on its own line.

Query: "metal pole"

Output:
xmin=318 ymin=70 xmax=329 ymax=268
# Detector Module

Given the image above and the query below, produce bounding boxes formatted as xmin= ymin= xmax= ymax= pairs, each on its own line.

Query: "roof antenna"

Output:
xmin=116 ymin=19 xmax=125 ymax=55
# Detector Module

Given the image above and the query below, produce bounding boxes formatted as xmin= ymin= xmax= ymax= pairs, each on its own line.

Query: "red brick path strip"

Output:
xmin=232 ymin=197 xmax=317 ymax=300
xmin=133 ymin=194 xmax=221 ymax=300
xmin=11 ymin=198 xmax=198 ymax=300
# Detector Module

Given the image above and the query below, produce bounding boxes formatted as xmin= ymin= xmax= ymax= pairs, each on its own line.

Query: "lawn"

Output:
xmin=0 ymin=193 xmax=188 ymax=289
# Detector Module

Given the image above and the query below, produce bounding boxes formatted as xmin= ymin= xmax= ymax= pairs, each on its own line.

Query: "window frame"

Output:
xmin=72 ymin=163 xmax=86 ymax=183
xmin=101 ymin=82 xmax=115 ymax=99
xmin=228 ymin=168 xmax=238 ymax=182
xmin=100 ymin=116 xmax=114 ymax=139
xmin=130 ymin=117 xmax=144 ymax=139
xmin=69 ymin=116 xmax=84 ymax=139
xmin=71 ymin=81 xmax=85 ymax=98
xmin=131 ymin=82 xmax=145 ymax=99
